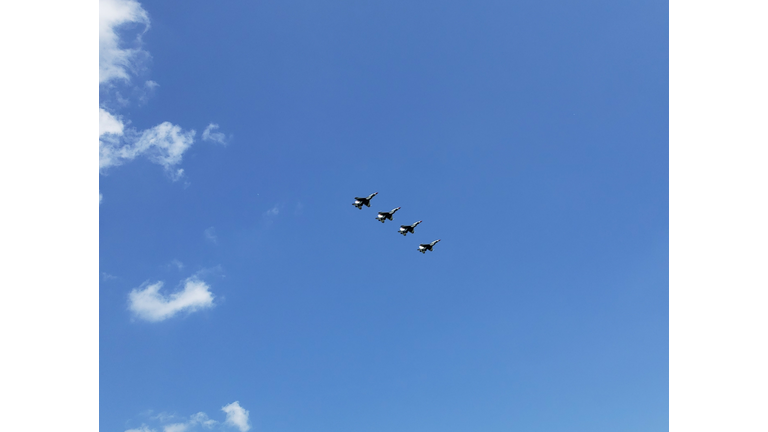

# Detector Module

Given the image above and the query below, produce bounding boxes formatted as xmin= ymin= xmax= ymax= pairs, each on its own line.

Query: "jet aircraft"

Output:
xmin=352 ymin=192 xmax=378 ymax=209
xmin=376 ymin=207 xmax=401 ymax=223
xmin=398 ymin=220 xmax=422 ymax=236
xmin=418 ymin=239 xmax=441 ymax=253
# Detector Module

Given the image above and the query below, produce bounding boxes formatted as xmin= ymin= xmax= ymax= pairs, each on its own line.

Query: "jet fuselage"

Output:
xmin=399 ymin=220 xmax=422 ymax=236
xmin=376 ymin=207 xmax=401 ymax=223
xmin=418 ymin=239 xmax=441 ymax=253
xmin=353 ymin=192 xmax=378 ymax=209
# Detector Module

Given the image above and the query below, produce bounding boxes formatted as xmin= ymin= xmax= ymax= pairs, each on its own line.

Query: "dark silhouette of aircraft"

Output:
xmin=398 ymin=220 xmax=422 ymax=236
xmin=418 ymin=239 xmax=441 ymax=253
xmin=352 ymin=192 xmax=378 ymax=209
xmin=376 ymin=207 xmax=401 ymax=223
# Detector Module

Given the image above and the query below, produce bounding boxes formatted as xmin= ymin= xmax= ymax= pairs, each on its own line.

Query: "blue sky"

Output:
xmin=99 ymin=1 xmax=668 ymax=431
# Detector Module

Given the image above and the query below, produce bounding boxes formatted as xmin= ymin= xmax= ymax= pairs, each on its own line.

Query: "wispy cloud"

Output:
xmin=139 ymin=80 xmax=160 ymax=104
xmin=189 ymin=413 xmax=217 ymax=428
xmin=128 ymin=277 xmax=215 ymax=322
xmin=99 ymin=107 xmax=125 ymax=135
xmin=126 ymin=407 xmax=235 ymax=432
xmin=264 ymin=204 xmax=280 ymax=218
xmin=204 ymin=227 xmax=218 ymax=244
xmin=163 ymin=424 xmax=188 ymax=432
xmin=260 ymin=204 xmax=282 ymax=229
xmin=100 ymin=119 xmax=196 ymax=180
xmin=99 ymin=0 xmax=200 ymax=180
xmin=222 ymin=402 xmax=251 ymax=432
xmin=126 ymin=427 xmax=156 ymax=432
xmin=99 ymin=0 xmax=149 ymax=85
xmin=193 ymin=266 xmax=226 ymax=283
xmin=202 ymin=123 xmax=230 ymax=145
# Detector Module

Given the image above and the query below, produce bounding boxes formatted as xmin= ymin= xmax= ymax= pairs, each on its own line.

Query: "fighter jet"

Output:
xmin=398 ymin=220 xmax=422 ymax=236
xmin=352 ymin=192 xmax=378 ymax=209
xmin=376 ymin=207 xmax=401 ymax=223
xmin=418 ymin=239 xmax=441 ymax=253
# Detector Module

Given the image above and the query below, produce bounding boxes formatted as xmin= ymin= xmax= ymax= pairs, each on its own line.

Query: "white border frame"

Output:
xmin=670 ymin=1 xmax=767 ymax=430
xmin=0 ymin=1 xmax=97 ymax=431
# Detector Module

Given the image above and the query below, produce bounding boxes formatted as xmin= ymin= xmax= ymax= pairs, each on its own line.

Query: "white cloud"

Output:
xmin=139 ymin=80 xmax=160 ymax=104
xmin=100 ymin=107 xmax=125 ymax=135
xmin=126 ymin=427 xmax=156 ymax=432
xmin=264 ymin=205 xmax=280 ymax=217
xmin=99 ymin=0 xmax=200 ymax=180
xmin=222 ymin=402 xmax=250 ymax=432
xmin=189 ymin=412 xmax=217 ymax=428
xmin=100 ymin=121 xmax=196 ymax=180
xmin=127 ymin=410 xmax=220 ymax=432
xmin=201 ymin=123 xmax=229 ymax=145
xmin=163 ymin=424 xmax=187 ymax=432
xmin=204 ymin=227 xmax=218 ymax=244
xmin=128 ymin=277 xmax=215 ymax=322
xmin=100 ymin=0 xmax=149 ymax=85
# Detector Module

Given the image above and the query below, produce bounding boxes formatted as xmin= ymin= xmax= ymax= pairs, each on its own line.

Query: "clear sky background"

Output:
xmin=99 ymin=1 xmax=668 ymax=431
